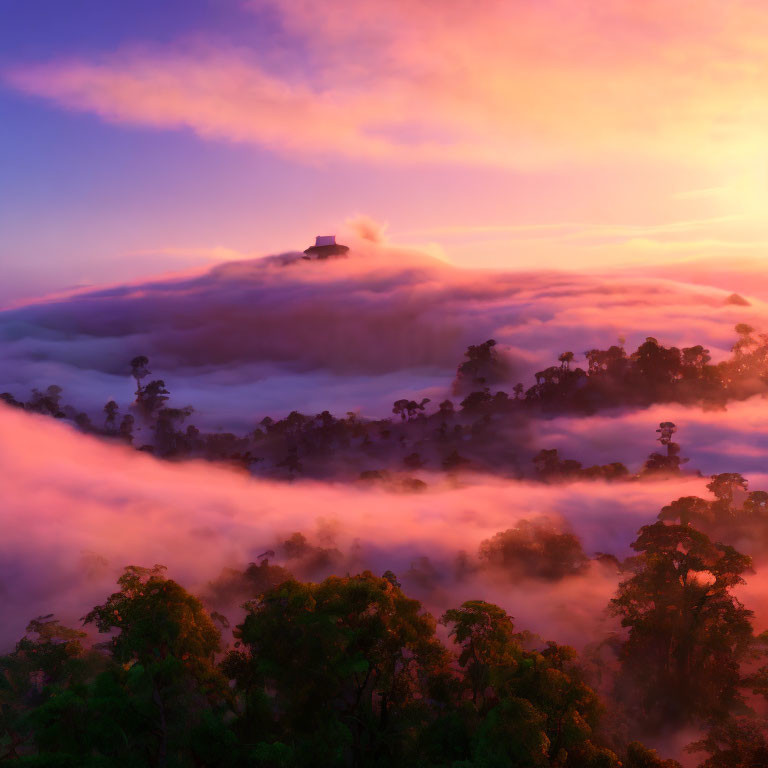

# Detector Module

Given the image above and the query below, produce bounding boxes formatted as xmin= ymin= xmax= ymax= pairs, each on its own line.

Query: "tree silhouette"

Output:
xmin=479 ymin=519 xmax=589 ymax=580
xmin=442 ymin=449 xmax=470 ymax=472
xmin=392 ymin=398 xmax=410 ymax=421
xmin=139 ymin=379 xmax=170 ymax=417
xmin=103 ymin=400 xmax=119 ymax=432
xmin=224 ymin=571 xmax=450 ymax=766
xmin=611 ymin=522 xmax=754 ymax=729
xmin=707 ymin=473 xmax=749 ymax=516
xmin=688 ymin=717 xmax=768 ymax=768
xmin=118 ymin=413 xmax=135 ymax=443
xmin=276 ymin=446 xmax=303 ymax=477
xmin=27 ymin=385 xmax=64 ymax=417
xmin=129 ymin=355 xmax=151 ymax=402
xmin=441 ymin=600 xmax=518 ymax=707
xmin=658 ymin=496 xmax=711 ymax=527
xmin=82 ymin=565 xmax=228 ymax=766
xmin=643 ymin=422 xmax=688 ymax=475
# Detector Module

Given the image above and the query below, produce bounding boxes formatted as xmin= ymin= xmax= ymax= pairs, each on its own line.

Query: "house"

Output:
xmin=303 ymin=235 xmax=350 ymax=260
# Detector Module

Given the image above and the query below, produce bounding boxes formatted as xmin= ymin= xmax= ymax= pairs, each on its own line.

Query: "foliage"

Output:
xmin=2 ymin=550 xmax=760 ymax=766
xmin=478 ymin=520 xmax=590 ymax=581
xmin=610 ymin=523 xmax=755 ymax=729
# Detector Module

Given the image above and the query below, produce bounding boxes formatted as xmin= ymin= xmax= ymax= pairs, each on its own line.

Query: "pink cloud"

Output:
xmin=0 ymin=402 xmax=715 ymax=654
xmin=3 ymin=245 xmax=768 ymax=429
xmin=5 ymin=1 xmax=768 ymax=168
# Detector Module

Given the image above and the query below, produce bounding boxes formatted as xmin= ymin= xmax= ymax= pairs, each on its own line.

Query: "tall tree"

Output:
xmin=103 ymin=400 xmax=119 ymax=432
xmin=611 ymin=522 xmax=754 ymax=729
xmin=83 ymin=565 xmax=229 ymax=766
xmin=224 ymin=571 xmax=450 ymax=766
xmin=129 ymin=355 xmax=151 ymax=402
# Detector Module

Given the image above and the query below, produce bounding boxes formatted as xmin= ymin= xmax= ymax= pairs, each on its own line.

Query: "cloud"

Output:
xmin=537 ymin=398 xmax=768 ymax=480
xmin=0 ymin=402 xmax=717 ymax=655
xmin=1 ymin=244 xmax=767 ymax=427
xmin=344 ymin=215 xmax=388 ymax=244
xmin=5 ymin=0 xmax=768 ymax=168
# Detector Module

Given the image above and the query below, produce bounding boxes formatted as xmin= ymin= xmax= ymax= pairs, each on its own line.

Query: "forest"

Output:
xmin=0 ymin=510 xmax=768 ymax=768
xmin=3 ymin=382 xmax=768 ymax=765
xmin=3 ymin=498 xmax=768 ymax=767
xmin=3 ymin=325 xmax=768 ymax=484
xmin=4 ymin=307 xmax=768 ymax=768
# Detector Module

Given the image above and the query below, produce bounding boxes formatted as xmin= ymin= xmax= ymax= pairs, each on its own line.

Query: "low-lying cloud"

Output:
xmin=0 ymin=403 xmax=725 ymax=655
xmin=2 ymin=242 xmax=766 ymax=429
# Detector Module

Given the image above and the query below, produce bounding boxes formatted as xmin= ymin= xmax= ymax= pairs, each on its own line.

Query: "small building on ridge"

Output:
xmin=303 ymin=235 xmax=350 ymax=260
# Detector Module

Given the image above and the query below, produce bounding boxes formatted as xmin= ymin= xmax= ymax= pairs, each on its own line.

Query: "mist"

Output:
xmin=6 ymin=401 xmax=768 ymax=663
xmin=2 ymin=243 xmax=767 ymax=428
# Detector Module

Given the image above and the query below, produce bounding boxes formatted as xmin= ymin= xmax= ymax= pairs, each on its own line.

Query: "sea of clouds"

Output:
xmin=3 ymin=403 xmax=768 ymax=669
xmin=2 ymin=240 xmax=767 ymax=429
xmin=0 ymin=403 xmax=716 ymax=650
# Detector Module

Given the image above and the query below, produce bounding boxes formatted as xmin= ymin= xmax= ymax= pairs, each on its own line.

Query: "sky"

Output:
xmin=2 ymin=0 xmax=768 ymax=306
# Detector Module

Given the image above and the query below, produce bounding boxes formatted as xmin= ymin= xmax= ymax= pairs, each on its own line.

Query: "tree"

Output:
xmin=657 ymin=496 xmax=711 ymax=527
xmin=139 ymin=379 xmax=170 ymax=417
xmin=532 ymin=448 xmax=583 ymax=480
xmin=276 ymin=446 xmax=303 ymax=477
xmin=687 ymin=717 xmax=768 ymax=768
xmin=454 ymin=339 xmax=509 ymax=394
xmin=207 ymin=558 xmax=293 ymax=609
xmin=224 ymin=572 xmax=450 ymax=766
xmin=479 ymin=519 xmax=589 ymax=581
xmin=83 ymin=565 xmax=223 ymax=683
xmin=632 ymin=338 xmax=682 ymax=389
xmin=82 ymin=565 xmax=229 ymax=767
xmin=103 ymin=400 xmax=119 ymax=432
xmin=441 ymin=602 xmax=620 ymax=767
xmin=118 ymin=413 xmax=135 ymax=443
xmin=0 ymin=392 xmax=23 ymax=408
xmin=642 ymin=422 xmax=687 ymax=475
xmin=392 ymin=398 xmax=410 ymax=421
xmin=129 ymin=355 xmax=151 ymax=401
xmin=707 ymin=472 xmax=748 ymax=517
xmin=459 ymin=389 xmax=493 ymax=412
xmin=656 ymin=421 xmax=676 ymax=448
xmin=154 ymin=405 xmax=194 ymax=455
xmin=624 ymin=741 xmax=682 ymax=767
xmin=393 ymin=397 xmax=430 ymax=422
xmin=74 ymin=411 xmax=93 ymax=431
xmin=585 ymin=345 xmax=627 ymax=377
xmin=0 ymin=568 xmax=235 ymax=766
xmin=743 ymin=490 xmax=768 ymax=519
xmin=680 ymin=345 xmax=711 ymax=377
xmin=610 ymin=522 xmax=754 ymax=729
xmin=441 ymin=600 xmax=519 ymax=707
xmin=403 ymin=452 xmax=424 ymax=470
xmin=406 ymin=398 xmax=430 ymax=420
xmin=0 ymin=616 xmax=99 ymax=761
xmin=442 ymin=449 xmax=470 ymax=472
xmin=26 ymin=385 xmax=64 ymax=417
xmin=732 ymin=323 xmax=756 ymax=357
